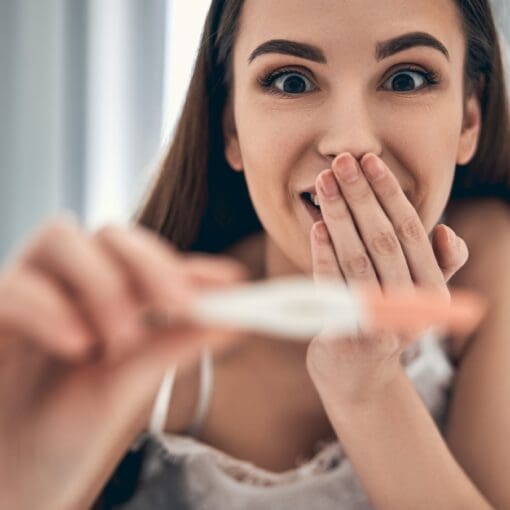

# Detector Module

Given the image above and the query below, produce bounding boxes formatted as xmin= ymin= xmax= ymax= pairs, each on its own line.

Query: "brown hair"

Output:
xmin=133 ymin=0 xmax=510 ymax=254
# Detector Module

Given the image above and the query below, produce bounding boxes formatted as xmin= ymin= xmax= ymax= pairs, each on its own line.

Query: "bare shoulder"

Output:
xmin=444 ymin=197 xmax=510 ymax=362
xmin=445 ymin=197 xmax=510 ymax=244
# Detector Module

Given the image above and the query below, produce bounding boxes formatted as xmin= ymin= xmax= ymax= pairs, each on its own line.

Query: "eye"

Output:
xmin=257 ymin=66 xmax=439 ymax=97
xmin=258 ymin=68 xmax=316 ymax=97
xmin=382 ymin=67 xmax=439 ymax=93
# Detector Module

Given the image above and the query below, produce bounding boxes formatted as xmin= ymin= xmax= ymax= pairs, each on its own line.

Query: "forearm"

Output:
xmin=320 ymin=367 xmax=493 ymax=510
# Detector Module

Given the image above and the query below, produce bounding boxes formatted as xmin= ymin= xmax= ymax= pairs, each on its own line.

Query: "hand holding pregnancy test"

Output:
xmin=148 ymin=275 xmax=485 ymax=435
xmin=162 ymin=152 xmax=481 ymax=342
xmin=176 ymin=275 xmax=485 ymax=340
xmin=150 ymin=151 xmax=481 ymax=430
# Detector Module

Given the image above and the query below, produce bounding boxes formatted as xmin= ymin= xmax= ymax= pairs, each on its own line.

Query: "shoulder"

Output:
xmin=443 ymin=197 xmax=510 ymax=362
xmin=445 ymin=197 xmax=510 ymax=246
xmin=445 ymin=197 xmax=510 ymax=286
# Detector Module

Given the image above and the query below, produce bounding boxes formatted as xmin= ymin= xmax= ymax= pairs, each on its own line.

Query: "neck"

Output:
xmin=264 ymin=233 xmax=304 ymax=280
xmin=209 ymin=232 xmax=334 ymax=471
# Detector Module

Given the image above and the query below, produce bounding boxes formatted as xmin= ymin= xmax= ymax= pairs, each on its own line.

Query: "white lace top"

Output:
xmin=122 ymin=329 xmax=455 ymax=510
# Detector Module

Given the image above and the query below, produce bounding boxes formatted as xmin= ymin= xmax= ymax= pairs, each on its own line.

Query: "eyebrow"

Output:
xmin=247 ymin=31 xmax=450 ymax=64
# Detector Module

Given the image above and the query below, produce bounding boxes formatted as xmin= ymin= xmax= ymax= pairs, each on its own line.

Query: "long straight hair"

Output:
xmin=134 ymin=0 xmax=510 ymax=254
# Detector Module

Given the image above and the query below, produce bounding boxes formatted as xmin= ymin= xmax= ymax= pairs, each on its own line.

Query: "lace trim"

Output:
xmin=158 ymin=433 xmax=345 ymax=487
xmin=154 ymin=330 xmax=453 ymax=488
xmin=216 ymin=440 xmax=345 ymax=486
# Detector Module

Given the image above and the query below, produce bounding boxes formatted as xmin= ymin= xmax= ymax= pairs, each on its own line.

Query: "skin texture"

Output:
xmin=223 ymin=0 xmax=480 ymax=277
xmin=201 ymin=0 xmax=506 ymax=506
xmin=216 ymin=0 xmax=479 ymax=452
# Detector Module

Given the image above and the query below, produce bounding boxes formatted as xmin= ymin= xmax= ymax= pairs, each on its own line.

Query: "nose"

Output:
xmin=316 ymin=91 xmax=383 ymax=164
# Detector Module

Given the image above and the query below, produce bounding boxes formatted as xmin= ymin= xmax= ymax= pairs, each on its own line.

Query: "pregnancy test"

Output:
xmin=181 ymin=276 xmax=486 ymax=340
xmin=147 ymin=276 xmax=485 ymax=436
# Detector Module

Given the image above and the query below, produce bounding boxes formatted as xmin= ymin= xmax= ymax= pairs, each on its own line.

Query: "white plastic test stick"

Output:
xmin=187 ymin=276 xmax=363 ymax=339
xmin=147 ymin=276 xmax=362 ymax=437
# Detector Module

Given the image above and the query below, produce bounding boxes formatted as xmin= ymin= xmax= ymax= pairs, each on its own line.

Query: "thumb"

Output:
xmin=432 ymin=224 xmax=469 ymax=283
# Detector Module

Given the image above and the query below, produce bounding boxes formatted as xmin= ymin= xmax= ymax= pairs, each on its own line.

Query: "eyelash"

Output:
xmin=257 ymin=65 xmax=440 ymax=98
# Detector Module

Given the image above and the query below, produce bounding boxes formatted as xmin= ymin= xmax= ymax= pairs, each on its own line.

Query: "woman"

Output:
xmin=1 ymin=0 xmax=509 ymax=509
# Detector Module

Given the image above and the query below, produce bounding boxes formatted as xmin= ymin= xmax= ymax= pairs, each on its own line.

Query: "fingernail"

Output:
xmin=363 ymin=156 xmax=385 ymax=182
xmin=320 ymin=170 xmax=340 ymax=197
xmin=314 ymin=221 xmax=329 ymax=242
xmin=335 ymin=157 xmax=359 ymax=183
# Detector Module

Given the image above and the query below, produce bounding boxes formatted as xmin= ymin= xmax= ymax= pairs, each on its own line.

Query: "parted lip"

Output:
xmin=300 ymin=185 xmax=413 ymax=204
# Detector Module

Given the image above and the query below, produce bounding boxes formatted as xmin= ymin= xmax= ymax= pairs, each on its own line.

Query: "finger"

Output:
xmin=310 ymin=221 xmax=345 ymax=284
xmin=182 ymin=253 xmax=251 ymax=287
xmin=94 ymin=224 xmax=195 ymax=305
xmin=316 ymin=169 xmax=379 ymax=286
xmin=0 ymin=266 xmax=94 ymax=360
xmin=16 ymin=217 xmax=141 ymax=356
xmin=93 ymin=226 xmax=250 ymax=329
xmin=96 ymin=225 xmax=249 ymax=296
xmin=327 ymin=154 xmax=413 ymax=290
xmin=359 ymin=153 xmax=446 ymax=292
xmin=432 ymin=224 xmax=469 ymax=283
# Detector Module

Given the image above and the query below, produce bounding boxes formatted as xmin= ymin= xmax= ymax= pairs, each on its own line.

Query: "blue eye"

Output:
xmin=382 ymin=68 xmax=439 ymax=92
xmin=258 ymin=66 xmax=440 ymax=98
xmin=258 ymin=68 xmax=315 ymax=97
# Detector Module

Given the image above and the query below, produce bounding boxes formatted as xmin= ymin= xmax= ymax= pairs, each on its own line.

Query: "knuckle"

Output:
xmin=314 ymin=255 xmax=335 ymax=272
xmin=381 ymin=334 xmax=401 ymax=357
xmin=1 ymin=266 xmax=79 ymax=331
xmin=12 ymin=220 xmax=77 ymax=268
xmin=349 ymin=185 xmax=373 ymax=203
xmin=131 ymin=226 xmax=182 ymax=266
xmin=133 ymin=224 xmax=176 ymax=250
xmin=43 ymin=216 xmax=79 ymax=238
xmin=77 ymin=270 xmax=133 ymax=331
xmin=396 ymin=215 xmax=423 ymax=243
xmin=371 ymin=230 xmax=399 ymax=256
xmin=94 ymin=224 xmax=121 ymax=241
xmin=378 ymin=180 xmax=401 ymax=200
xmin=31 ymin=227 xmax=59 ymax=252
xmin=27 ymin=217 xmax=80 ymax=257
xmin=342 ymin=253 xmax=371 ymax=277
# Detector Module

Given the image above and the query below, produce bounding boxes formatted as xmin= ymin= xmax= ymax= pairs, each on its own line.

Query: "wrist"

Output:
xmin=315 ymin=362 xmax=407 ymax=418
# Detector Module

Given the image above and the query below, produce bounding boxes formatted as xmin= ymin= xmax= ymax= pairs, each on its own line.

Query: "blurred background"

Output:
xmin=0 ymin=0 xmax=211 ymax=264
xmin=1 ymin=0 xmax=509 ymax=265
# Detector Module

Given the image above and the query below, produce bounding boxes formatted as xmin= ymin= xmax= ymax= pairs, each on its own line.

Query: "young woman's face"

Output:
xmin=223 ymin=0 xmax=481 ymax=274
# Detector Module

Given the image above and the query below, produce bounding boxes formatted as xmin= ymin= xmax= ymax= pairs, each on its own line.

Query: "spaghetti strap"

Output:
xmin=186 ymin=347 xmax=214 ymax=437
xmin=149 ymin=365 xmax=178 ymax=436
xmin=143 ymin=347 xmax=213 ymax=444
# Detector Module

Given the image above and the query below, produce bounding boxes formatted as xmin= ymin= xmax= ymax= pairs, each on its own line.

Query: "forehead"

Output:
xmin=234 ymin=0 xmax=464 ymax=66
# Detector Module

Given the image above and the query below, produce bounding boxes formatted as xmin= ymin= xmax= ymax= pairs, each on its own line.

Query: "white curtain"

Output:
xmin=0 ymin=0 xmax=211 ymax=265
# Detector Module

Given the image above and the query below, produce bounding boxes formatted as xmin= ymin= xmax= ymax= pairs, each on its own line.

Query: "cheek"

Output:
xmin=235 ymin=102 xmax=312 ymax=183
xmin=382 ymin=101 xmax=463 ymax=228
xmin=233 ymin=104 xmax=314 ymax=248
